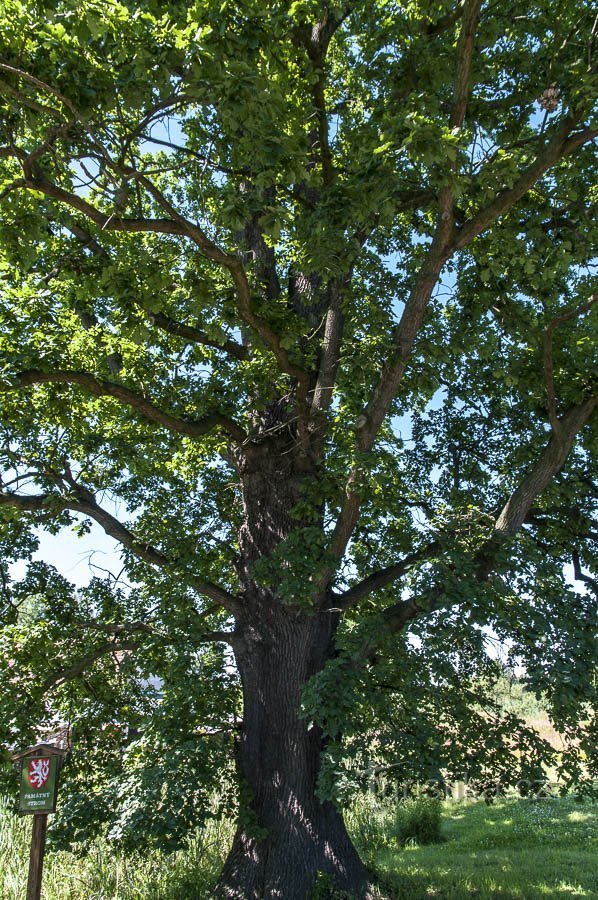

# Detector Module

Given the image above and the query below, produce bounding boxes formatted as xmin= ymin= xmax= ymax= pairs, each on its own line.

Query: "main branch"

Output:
xmin=3 ymin=370 xmax=247 ymax=443
xmin=332 ymin=542 xmax=440 ymax=610
xmin=362 ymin=396 xmax=597 ymax=658
xmin=317 ymin=111 xmax=595 ymax=599
xmin=492 ymin=397 xmax=597 ymax=538
xmin=0 ymin=488 xmax=239 ymax=611
xmin=543 ymin=296 xmax=595 ymax=434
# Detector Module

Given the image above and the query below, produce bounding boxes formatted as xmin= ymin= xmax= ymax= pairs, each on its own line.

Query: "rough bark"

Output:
xmin=217 ymin=427 xmax=374 ymax=899
xmin=218 ymin=607 xmax=373 ymax=899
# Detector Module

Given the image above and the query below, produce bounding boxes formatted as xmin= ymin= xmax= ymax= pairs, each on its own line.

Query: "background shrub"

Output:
xmin=392 ymin=797 xmax=443 ymax=846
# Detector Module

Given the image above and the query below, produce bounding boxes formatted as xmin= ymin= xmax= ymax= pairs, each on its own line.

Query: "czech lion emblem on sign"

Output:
xmin=28 ymin=758 xmax=50 ymax=789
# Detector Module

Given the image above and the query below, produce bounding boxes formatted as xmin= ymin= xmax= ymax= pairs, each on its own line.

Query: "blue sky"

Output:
xmin=11 ymin=517 xmax=123 ymax=587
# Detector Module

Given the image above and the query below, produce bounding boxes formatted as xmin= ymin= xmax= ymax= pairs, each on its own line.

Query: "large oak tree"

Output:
xmin=0 ymin=0 xmax=596 ymax=896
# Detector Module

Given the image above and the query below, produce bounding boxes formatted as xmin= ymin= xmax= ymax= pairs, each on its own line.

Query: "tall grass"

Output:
xmin=0 ymin=797 xmax=233 ymax=900
xmin=345 ymin=793 xmax=443 ymax=871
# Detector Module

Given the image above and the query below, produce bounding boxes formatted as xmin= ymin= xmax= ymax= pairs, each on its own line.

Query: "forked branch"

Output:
xmin=356 ymin=395 xmax=596 ymax=660
xmin=42 ymin=639 xmax=143 ymax=691
xmin=61 ymin=220 xmax=250 ymax=361
xmin=453 ymin=121 xmax=597 ymax=250
xmin=332 ymin=542 xmax=440 ymax=610
xmin=0 ymin=59 xmax=309 ymax=386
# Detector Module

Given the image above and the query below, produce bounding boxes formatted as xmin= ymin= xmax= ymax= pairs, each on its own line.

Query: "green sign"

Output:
xmin=19 ymin=755 xmax=60 ymax=814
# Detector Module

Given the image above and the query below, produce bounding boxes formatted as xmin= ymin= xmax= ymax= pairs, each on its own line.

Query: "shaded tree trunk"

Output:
xmin=217 ymin=432 xmax=374 ymax=898
xmin=217 ymin=607 xmax=373 ymax=899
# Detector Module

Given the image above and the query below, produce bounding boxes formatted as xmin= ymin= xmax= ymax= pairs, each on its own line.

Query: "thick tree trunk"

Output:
xmin=216 ymin=428 xmax=374 ymax=897
xmin=217 ymin=608 xmax=373 ymax=899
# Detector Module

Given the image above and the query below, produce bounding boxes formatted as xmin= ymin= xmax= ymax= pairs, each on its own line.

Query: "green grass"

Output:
xmin=0 ymin=799 xmax=234 ymax=899
xmin=1 ymin=796 xmax=596 ymax=898
xmin=347 ymin=794 xmax=598 ymax=899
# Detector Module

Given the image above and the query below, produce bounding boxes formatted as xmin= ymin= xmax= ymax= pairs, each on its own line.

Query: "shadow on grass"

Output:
xmin=375 ymin=846 xmax=597 ymax=898
xmin=370 ymin=798 xmax=597 ymax=899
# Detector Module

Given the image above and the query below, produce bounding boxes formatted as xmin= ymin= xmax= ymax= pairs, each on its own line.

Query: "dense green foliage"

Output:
xmin=0 ymin=0 xmax=596 ymax=868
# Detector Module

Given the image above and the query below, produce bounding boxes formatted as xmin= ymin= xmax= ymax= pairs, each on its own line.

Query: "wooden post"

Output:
xmin=26 ymin=813 xmax=48 ymax=900
xmin=12 ymin=742 xmax=68 ymax=899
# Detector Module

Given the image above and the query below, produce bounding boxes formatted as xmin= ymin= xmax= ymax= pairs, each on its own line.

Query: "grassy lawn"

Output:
xmin=366 ymin=797 xmax=597 ymax=899
xmin=1 ymin=795 xmax=596 ymax=898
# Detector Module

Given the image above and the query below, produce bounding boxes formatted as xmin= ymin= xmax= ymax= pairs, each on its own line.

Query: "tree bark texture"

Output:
xmin=218 ymin=609 xmax=372 ymax=899
xmin=217 ymin=431 xmax=374 ymax=898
